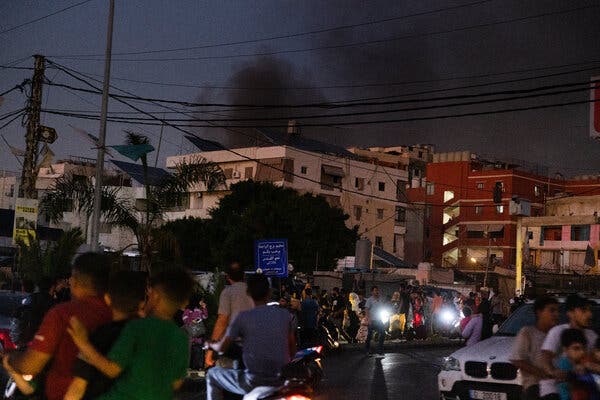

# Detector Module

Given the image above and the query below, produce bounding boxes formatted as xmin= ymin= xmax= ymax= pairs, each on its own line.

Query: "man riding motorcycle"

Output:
xmin=205 ymin=274 xmax=297 ymax=400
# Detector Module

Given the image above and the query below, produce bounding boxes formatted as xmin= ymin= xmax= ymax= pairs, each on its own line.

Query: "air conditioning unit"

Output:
xmin=232 ymin=170 xmax=241 ymax=179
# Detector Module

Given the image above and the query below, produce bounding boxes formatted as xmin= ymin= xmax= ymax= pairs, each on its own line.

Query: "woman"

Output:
xmin=461 ymin=307 xmax=483 ymax=347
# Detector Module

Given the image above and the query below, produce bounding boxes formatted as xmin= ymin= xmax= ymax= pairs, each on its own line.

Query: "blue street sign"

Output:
xmin=255 ymin=239 xmax=288 ymax=277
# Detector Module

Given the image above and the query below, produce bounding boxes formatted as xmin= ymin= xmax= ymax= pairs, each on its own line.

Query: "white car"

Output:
xmin=438 ymin=299 xmax=600 ymax=400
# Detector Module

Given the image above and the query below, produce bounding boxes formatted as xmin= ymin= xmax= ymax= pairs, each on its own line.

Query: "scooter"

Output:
xmin=242 ymin=346 xmax=323 ymax=400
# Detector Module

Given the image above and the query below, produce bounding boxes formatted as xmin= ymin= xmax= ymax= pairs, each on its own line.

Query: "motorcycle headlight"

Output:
xmin=442 ymin=356 xmax=461 ymax=371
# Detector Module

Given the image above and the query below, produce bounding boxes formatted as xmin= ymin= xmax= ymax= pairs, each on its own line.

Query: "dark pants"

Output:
xmin=365 ymin=321 xmax=385 ymax=354
xmin=190 ymin=343 xmax=204 ymax=370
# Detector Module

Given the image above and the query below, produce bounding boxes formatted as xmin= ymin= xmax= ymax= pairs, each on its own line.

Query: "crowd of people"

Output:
xmin=274 ymin=282 xmax=509 ymax=354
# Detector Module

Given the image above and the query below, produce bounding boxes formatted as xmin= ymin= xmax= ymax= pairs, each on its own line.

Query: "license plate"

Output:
xmin=469 ymin=390 xmax=507 ymax=400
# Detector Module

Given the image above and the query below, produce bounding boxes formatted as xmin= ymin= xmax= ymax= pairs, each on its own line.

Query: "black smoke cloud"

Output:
xmin=193 ymin=55 xmax=328 ymax=148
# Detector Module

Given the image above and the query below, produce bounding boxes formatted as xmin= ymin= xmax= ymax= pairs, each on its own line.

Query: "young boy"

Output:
xmin=68 ymin=269 xmax=194 ymax=400
xmin=557 ymin=329 xmax=594 ymax=400
xmin=64 ymin=271 xmax=147 ymax=400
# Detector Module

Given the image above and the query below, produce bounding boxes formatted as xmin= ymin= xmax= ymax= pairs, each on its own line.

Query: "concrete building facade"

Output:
xmin=166 ymin=145 xmax=409 ymax=259
xmin=406 ymin=151 xmax=600 ymax=270
xmin=520 ymin=195 xmax=600 ymax=273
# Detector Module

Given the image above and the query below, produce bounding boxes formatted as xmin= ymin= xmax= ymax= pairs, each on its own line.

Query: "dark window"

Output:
xmin=542 ymin=226 xmax=562 ymax=241
xmin=418 ymin=151 xmax=423 ymax=158
xmin=377 ymin=209 xmax=384 ymax=219
xmin=490 ymin=228 xmax=504 ymax=239
xmin=301 ymin=166 xmax=307 ymax=174
xmin=223 ymin=168 xmax=233 ymax=179
xmin=355 ymin=177 xmax=365 ymax=190
xmin=375 ymin=236 xmax=383 ymax=248
xmin=571 ymin=225 xmax=590 ymax=241
xmin=396 ymin=180 xmax=405 ymax=200
xmin=378 ymin=182 xmax=385 ymax=192
xmin=395 ymin=206 xmax=406 ymax=223
xmin=354 ymin=205 xmax=362 ymax=220
xmin=467 ymin=230 xmax=485 ymax=239
xmin=244 ymin=167 xmax=254 ymax=179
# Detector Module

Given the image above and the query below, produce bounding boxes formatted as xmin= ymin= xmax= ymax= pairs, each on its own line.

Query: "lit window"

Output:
xmin=496 ymin=205 xmax=504 ymax=214
xmin=475 ymin=205 xmax=483 ymax=215
xmin=534 ymin=185 xmax=541 ymax=197
xmin=477 ymin=182 xmax=484 ymax=190
xmin=444 ymin=191 xmax=455 ymax=203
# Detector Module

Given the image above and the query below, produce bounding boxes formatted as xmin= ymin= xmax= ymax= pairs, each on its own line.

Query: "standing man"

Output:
xmin=510 ymin=296 xmax=560 ymax=400
xmin=364 ymin=286 xmax=385 ymax=356
xmin=331 ymin=287 xmax=346 ymax=332
xmin=299 ymin=288 xmax=319 ymax=347
xmin=3 ymin=253 xmax=112 ymax=400
xmin=397 ymin=285 xmax=411 ymax=337
xmin=540 ymin=294 xmax=597 ymax=400
xmin=205 ymin=262 xmax=254 ymax=368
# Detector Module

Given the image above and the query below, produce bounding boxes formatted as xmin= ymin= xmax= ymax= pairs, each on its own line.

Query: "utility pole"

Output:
xmin=483 ymin=224 xmax=491 ymax=289
xmin=20 ymin=55 xmax=45 ymax=199
xmin=515 ymin=217 xmax=523 ymax=295
xmin=90 ymin=0 xmax=115 ymax=251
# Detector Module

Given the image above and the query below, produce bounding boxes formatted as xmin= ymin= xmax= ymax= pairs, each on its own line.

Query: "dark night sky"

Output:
xmin=1 ymin=0 xmax=599 ymax=176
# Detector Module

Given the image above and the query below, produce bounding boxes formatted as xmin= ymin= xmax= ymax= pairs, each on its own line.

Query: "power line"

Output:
xmin=42 ymin=67 xmax=600 ymax=110
xmin=0 ymin=0 xmax=95 ymax=35
xmin=49 ymin=0 xmax=492 ymax=58
xmin=0 ymin=110 xmax=25 ymax=130
xmin=43 ymin=96 xmax=600 ymax=129
xmin=43 ymin=63 xmax=600 ymax=208
xmin=52 ymin=4 xmax=599 ymax=63
xmin=42 ymin=81 xmax=598 ymax=122
xmin=54 ymin=60 xmax=600 ymax=94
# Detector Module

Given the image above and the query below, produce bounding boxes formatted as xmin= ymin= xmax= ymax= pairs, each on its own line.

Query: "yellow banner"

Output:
xmin=13 ymin=198 xmax=38 ymax=246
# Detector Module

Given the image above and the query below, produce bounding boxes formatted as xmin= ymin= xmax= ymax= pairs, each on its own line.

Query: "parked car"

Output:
xmin=438 ymin=299 xmax=600 ymax=400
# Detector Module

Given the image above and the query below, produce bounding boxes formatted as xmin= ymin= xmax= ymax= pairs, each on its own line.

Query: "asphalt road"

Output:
xmin=314 ymin=345 xmax=459 ymax=400
xmin=177 ymin=344 xmax=459 ymax=400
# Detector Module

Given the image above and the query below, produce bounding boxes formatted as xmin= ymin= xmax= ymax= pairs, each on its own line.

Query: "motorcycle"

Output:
xmin=220 ymin=346 xmax=324 ymax=400
xmin=243 ymin=346 xmax=323 ymax=400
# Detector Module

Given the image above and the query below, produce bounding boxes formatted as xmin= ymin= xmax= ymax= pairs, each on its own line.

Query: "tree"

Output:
xmin=160 ymin=181 xmax=357 ymax=272
xmin=40 ymin=132 xmax=225 ymax=272
xmin=17 ymin=228 xmax=85 ymax=284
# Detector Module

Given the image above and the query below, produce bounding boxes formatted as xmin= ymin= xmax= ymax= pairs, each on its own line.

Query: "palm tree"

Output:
xmin=17 ymin=228 xmax=85 ymax=284
xmin=40 ymin=132 xmax=225 ymax=272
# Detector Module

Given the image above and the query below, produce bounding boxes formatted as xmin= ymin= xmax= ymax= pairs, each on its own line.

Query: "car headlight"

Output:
xmin=440 ymin=309 xmax=456 ymax=324
xmin=442 ymin=356 xmax=461 ymax=371
xmin=379 ymin=309 xmax=391 ymax=323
